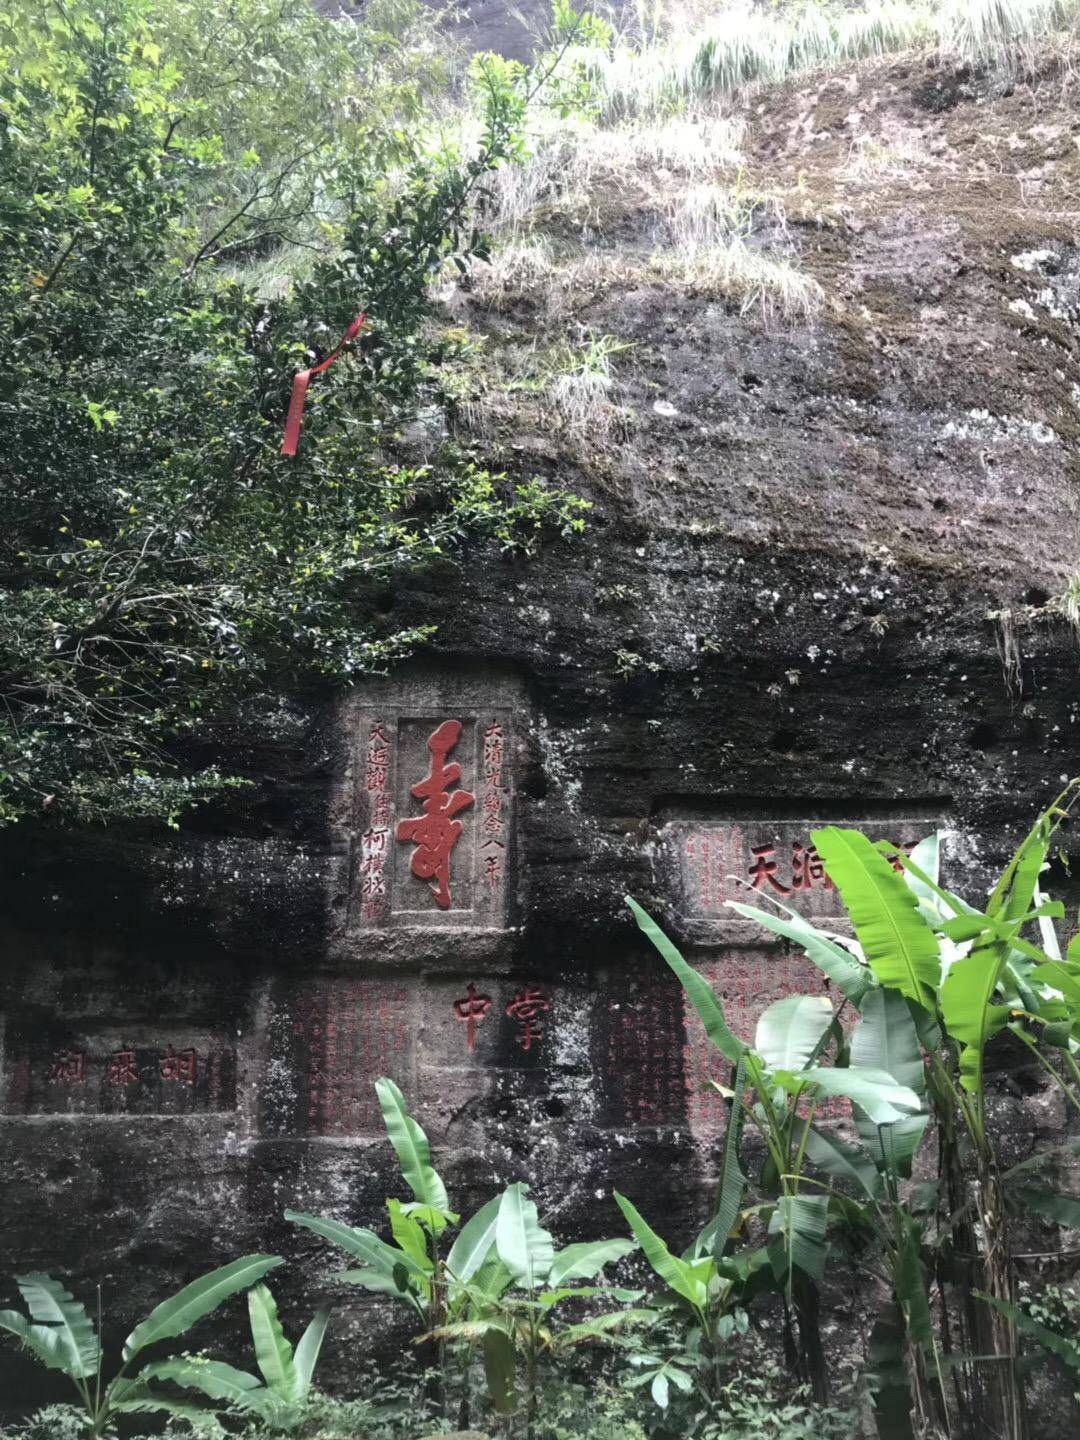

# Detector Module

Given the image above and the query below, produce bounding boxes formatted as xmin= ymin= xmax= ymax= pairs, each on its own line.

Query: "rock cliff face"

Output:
xmin=3 ymin=44 xmax=1080 ymax=1405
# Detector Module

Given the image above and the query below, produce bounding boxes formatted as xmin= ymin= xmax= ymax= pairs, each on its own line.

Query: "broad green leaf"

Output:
xmin=1012 ymin=1187 xmax=1080 ymax=1230
xmin=975 ymin=1291 xmax=1080 ymax=1367
xmin=894 ymin=1213 xmax=934 ymax=1348
xmin=547 ymin=1238 xmax=637 ymax=1287
xmin=285 ymin=1211 xmax=428 ymax=1282
xmin=561 ymin=1308 xmax=659 ymax=1344
xmin=754 ymin=994 xmax=834 ymax=1072
xmin=700 ymin=1050 xmax=747 ymax=1264
xmin=247 ymin=1284 xmax=294 ymax=1398
xmin=375 ymin=1077 xmax=449 ymax=1214
xmin=768 ymin=1194 xmax=829 ymax=1282
xmin=447 ymin=1194 xmax=501 ymax=1287
xmin=851 ymin=987 xmax=926 ymax=1093
xmin=538 ymin=1285 xmax=644 ymax=1307
xmin=124 ymin=1254 xmax=282 ymax=1361
xmin=651 ymin=1371 xmax=669 ymax=1409
xmin=0 ymin=1310 xmax=77 ymax=1375
xmin=14 ymin=1273 xmax=98 ymax=1379
xmin=614 ymin=1192 xmax=706 ymax=1309
xmin=868 ymin=1298 xmax=917 ymax=1440
xmin=334 ymin=1268 xmax=427 ymax=1314
xmin=388 ymin=1198 xmax=430 ymax=1270
xmin=482 ymin=1327 xmax=517 ymax=1413
xmin=812 ymin=827 xmax=940 ymax=1009
xmin=850 ymin=989 xmax=929 ymax=1178
xmin=725 ymin=899 xmax=873 ymax=1003
xmin=292 ymin=1309 xmax=330 ymax=1399
xmin=626 ymin=896 xmax=745 ymax=1062
xmin=803 ymin=1126 xmax=882 ymax=1200
xmin=138 ymin=1356 xmax=262 ymax=1403
xmin=495 ymin=1183 xmax=555 ymax=1288
xmin=786 ymin=1067 xmax=922 ymax=1126
xmin=940 ymin=937 xmax=1011 ymax=1092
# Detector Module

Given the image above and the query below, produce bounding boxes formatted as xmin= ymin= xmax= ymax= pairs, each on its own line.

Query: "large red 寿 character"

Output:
xmin=396 ymin=720 xmax=475 ymax=910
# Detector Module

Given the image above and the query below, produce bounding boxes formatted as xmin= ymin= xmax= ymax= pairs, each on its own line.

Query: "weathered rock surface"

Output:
xmin=3 ymin=46 xmax=1080 ymax=1411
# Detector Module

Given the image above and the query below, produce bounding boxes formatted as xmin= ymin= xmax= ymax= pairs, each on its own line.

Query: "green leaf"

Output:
xmin=123 ymin=1254 xmax=282 ymax=1362
xmin=777 ymin=1067 xmax=922 ymax=1127
xmin=614 ymin=1192 xmax=707 ymax=1309
xmin=850 ymin=987 xmax=929 ymax=1178
xmin=702 ymin=1051 xmax=747 ymax=1264
xmin=867 ymin=1298 xmax=917 ymax=1440
xmin=768 ymin=1194 xmax=829 ymax=1282
xmin=482 ymin=1327 xmax=517 ymax=1413
xmin=14 ymin=1273 xmax=99 ymax=1379
xmin=388 ymin=1199 xmax=430 ymax=1270
xmin=812 ymin=827 xmax=940 ymax=1009
xmin=334 ymin=1268 xmax=426 ymax=1313
xmin=651 ymin=1370 xmax=669 ymax=1409
xmin=292 ymin=1309 xmax=330 ymax=1400
xmin=1011 ymin=1187 xmax=1080 ymax=1230
xmin=547 ymin=1239 xmax=637 ymax=1287
xmin=851 ymin=987 xmax=925 ymax=1093
xmin=495 ymin=1183 xmax=555 ymax=1289
xmin=447 ymin=1194 xmax=501 ymax=1288
xmin=803 ymin=1126 xmax=882 ymax=1200
xmin=974 ymin=1292 xmax=1080 ymax=1370
xmin=285 ymin=1211 xmax=428 ymax=1282
xmin=754 ymin=994 xmax=834 ymax=1071
xmin=894 ymin=1213 xmax=934 ymax=1348
xmin=725 ymin=899 xmax=874 ymax=1003
xmin=0 ymin=1309 xmax=80 ymax=1376
xmin=626 ymin=896 xmax=745 ymax=1062
xmin=247 ymin=1284 xmax=295 ymax=1399
xmin=137 ymin=1356 xmax=262 ymax=1404
xmin=375 ymin=1077 xmax=449 ymax=1214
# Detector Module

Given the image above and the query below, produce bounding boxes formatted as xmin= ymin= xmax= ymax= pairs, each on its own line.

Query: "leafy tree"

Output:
xmin=0 ymin=0 xmax=585 ymax=826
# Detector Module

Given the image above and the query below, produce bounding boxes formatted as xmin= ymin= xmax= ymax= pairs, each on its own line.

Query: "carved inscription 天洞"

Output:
xmin=674 ymin=819 xmax=929 ymax=924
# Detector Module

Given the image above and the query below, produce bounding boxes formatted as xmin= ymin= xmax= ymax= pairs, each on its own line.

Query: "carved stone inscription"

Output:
xmin=673 ymin=819 xmax=930 ymax=923
xmin=353 ymin=709 xmax=512 ymax=929
xmin=2 ymin=1027 xmax=235 ymax=1116
xmin=263 ymin=977 xmax=414 ymax=1137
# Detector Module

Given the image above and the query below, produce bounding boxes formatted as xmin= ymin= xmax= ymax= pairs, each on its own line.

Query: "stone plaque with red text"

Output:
xmin=2 ymin=1026 xmax=236 ymax=1116
xmin=350 ymin=708 xmax=513 ymax=931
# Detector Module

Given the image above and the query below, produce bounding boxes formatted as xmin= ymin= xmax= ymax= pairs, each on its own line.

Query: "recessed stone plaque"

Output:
xmin=261 ymin=976 xmax=416 ymax=1138
xmin=660 ymin=816 xmax=944 ymax=941
xmin=350 ymin=708 xmax=513 ymax=931
xmin=2 ymin=1026 xmax=236 ymax=1116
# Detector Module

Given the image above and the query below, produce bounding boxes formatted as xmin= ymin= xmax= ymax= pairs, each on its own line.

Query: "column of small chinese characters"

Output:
xmin=360 ymin=721 xmax=392 ymax=921
xmin=481 ymin=721 xmax=506 ymax=891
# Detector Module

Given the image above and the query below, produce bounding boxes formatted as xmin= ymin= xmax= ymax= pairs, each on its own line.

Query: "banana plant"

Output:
xmin=700 ymin=787 xmax=1080 ymax=1440
xmin=142 ymin=1282 xmax=329 ymax=1432
xmin=0 ymin=1254 xmax=282 ymax=1436
xmin=626 ymin=895 xmax=922 ymax=1406
xmin=425 ymin=1181 xmax=642 ymax=1440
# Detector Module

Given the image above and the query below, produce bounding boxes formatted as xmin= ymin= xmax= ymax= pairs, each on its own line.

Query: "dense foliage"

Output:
xmin=0 ymin=0 xmax=585 ymax=826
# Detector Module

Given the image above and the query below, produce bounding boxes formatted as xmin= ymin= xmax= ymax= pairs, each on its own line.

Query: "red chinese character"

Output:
xmin=395 ymin=720 xmax=475 ymax=910
xmin=791 ymin=843 xmax=833 ymax=892
xmin=748 ymin=844 xmax=791 ymax=895
xmin=506 ymin=986 xmax=550 ymax=1052
xmin=104 ymin=1049 xmax=138 ymax=1085
xmin=160 ymin=1044 xmax=198 ymax=1086
xmin=485 ymin=854 xmax=502 ymax=890
xmin=47 ymin=1049 xmax=86 ymax=1083
xmin=483 ymin=721 xmax=504 ymax=769
xmin=453 ymin=982 xmax=493 ymax=1050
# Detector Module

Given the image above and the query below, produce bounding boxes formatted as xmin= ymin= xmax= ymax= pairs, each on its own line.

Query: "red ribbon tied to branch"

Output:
xmin=281 ymin=311 xmax=367 ymax=456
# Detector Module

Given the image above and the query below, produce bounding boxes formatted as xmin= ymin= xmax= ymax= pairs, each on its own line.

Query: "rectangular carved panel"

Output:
xmin=663 ymin=817 xmax=941 ymax=937
xmin=261 ymin=977 xmax=416 ymax=1137
xmin=351 ymin=708 xmax=513 ymax=931
xmin=2 ymin=1026 xmax=236 ymax=1116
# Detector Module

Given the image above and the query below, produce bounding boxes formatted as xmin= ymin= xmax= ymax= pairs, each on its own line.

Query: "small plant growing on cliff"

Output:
xmin=0 ymin=1255 xmax=281 ymax=1436
xmin=138 ymin=1283 xmax=329 ymax=1431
